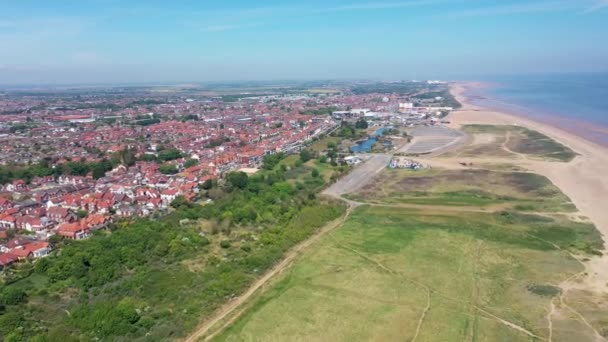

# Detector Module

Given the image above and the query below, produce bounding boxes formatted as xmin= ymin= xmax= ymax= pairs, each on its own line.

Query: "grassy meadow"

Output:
xmin=446 ymin=125 xmax=577 ymax=162
xmin=215 ymin=205 xmax=603 ymax=341
xmin=346 ymin=168 xmax=578 ymax=213
xmin=213 ymin=144 xmax=604 ymax=342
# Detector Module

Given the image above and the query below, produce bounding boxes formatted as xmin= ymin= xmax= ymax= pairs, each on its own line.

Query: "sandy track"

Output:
xmin=184 ymin=154 xmax=394 ymax=342
xmin=183 ymin=206 xmax=353 ymax=342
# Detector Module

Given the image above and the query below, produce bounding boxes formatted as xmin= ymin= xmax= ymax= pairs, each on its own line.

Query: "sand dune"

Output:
xmin=449 ymin=82 xmax=608 ymax=292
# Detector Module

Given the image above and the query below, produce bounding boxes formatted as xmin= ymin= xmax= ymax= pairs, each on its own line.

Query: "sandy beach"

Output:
xmin=449 ymin=82 xmax=608 ymax=293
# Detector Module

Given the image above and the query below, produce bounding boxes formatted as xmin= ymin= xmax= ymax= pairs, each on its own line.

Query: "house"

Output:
xmin=1 ymin=237 xmax=31 ymax=253
xmin=56 ymin=222 xmax=91 ymax=240
xmin=0 ymin=197 xmax=12 ymax=210
xmin=0 ymin=213 xmax=16 ymax=229
xmin=15 ymin=216 xmax=50 ymax=232
xmin=8 ymin=241 xmax=50 ymax=260
xmin=344 ymin=156 xmax=362 ymax=166
xmin=46 ymin=206 xmax=75 ymax=223
xmin=161 ymin=188 xmax=181 ymax=204
xmin=82 ymin=214 xmax=111 ymax=230
xmin=5 ymin=179 xmax=26 ymax=192
xmin=116 ymin=205 xmax=137 ymax=217
xmin=0 ymin=253 xmax=18 ymax=270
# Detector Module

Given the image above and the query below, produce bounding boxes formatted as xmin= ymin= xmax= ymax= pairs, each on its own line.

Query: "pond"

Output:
xmin=350 ymin=127 xmax=390 ymax=153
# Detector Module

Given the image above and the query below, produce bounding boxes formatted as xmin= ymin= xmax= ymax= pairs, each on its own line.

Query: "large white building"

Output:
xmin=399 ymin=102 xmax=414 ymax=113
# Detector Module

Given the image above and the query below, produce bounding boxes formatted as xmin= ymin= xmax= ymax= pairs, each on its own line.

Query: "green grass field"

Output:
xmin=215 ymin=206 xmax=603 ymax=341
xmin=346 ymin=168 xmax=577 ymax=213
xmin=447 ymin=125 xmax=577 ymax=162
xmin=203 ymin=125 xmax=600 ymax=342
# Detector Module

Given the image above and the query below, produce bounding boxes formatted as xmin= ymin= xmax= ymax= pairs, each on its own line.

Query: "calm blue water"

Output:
xmin=467 ymin=73 xmax=608 ymax=145
xmin=351 ymin=127 xmax=389 ymax=153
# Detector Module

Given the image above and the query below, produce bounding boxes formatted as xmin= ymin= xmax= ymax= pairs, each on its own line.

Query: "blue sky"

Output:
xmin=1 ymin=0 xmax=607 ymax=84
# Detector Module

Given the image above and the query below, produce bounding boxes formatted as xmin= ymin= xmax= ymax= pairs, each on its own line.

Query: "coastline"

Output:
xmin=459 ymin=82 xmax=608 ymax=147
xmin=449 ymin=82 xmax=608 ymax=292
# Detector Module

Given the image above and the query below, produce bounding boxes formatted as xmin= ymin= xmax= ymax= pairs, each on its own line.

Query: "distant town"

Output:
xmin=0 ymin=80 xmax=458 ymax=268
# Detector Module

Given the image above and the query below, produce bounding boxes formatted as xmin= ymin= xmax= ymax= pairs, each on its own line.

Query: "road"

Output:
xmin=323 ymin=154 xmax=391 ymax=199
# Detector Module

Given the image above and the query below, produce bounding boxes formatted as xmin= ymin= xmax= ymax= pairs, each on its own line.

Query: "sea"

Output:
xmin=463 ymin=72 xmax=608 ymax=146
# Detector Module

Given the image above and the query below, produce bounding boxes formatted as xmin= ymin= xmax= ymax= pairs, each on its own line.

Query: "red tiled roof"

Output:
xmin=0 ymin=253 xmax=18 ymax=266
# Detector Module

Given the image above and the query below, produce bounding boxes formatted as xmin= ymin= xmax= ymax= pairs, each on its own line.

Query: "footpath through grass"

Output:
xmin=0 ymin=156 xmax=346 ymax=341
xmin=216 ymin=206 xmax=602 ymax=341
xmin=449 ymin=125 xmax=577 ymax=162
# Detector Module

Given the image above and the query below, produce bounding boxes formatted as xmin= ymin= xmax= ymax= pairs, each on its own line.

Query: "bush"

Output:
xmin=159 ymin=164 xmax=178 ymax=175
xmin=0 ymin=287 xmax=27 ymax=305
xmin=220 ymin=240 xmax=231 ymax=249
xmin=527 ymin=284 xmax=561 ymax=297
xmin=355 ymin=118 xmax=369 ymax=129
xmin=299 ymin=149 xmax=312 ymax=163
xmin=226 ymin=172 xmax=249 ymax=190
xmin=262 ymin=153 xmax=285 ymax=170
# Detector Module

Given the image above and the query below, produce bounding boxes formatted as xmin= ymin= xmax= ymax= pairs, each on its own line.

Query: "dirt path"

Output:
xmin=184 ymin=152 xmax=396 ymax=341
xmin=548 ymin=298 xmax=556 ymax=342
xmin=183 ymin=206 xmax=354 ymax=342
xmin=326 ymin=231 xmax=432 ymax=341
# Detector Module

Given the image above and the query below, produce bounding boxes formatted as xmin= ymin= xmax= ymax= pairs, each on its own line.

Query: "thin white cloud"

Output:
xmin=438 ymin=1 xmax=578 ymax=18
xmin=583 ymin=0 xmax=608 ymax=13
xmin=190 ymin=0 xmax=452 ymax=33
xmin=324 ymin=0 xmax=447 ymax=12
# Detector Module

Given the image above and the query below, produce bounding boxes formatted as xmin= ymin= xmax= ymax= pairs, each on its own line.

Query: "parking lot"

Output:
xmin=401 ymin=126 xmax=465 ymax=154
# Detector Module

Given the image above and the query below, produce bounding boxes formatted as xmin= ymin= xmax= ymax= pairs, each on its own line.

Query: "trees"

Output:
xmin=200 ymin=179 xmax=214 ymax=190
xmin=262 ymin=153 xmax=285 ymax=170
xmin=183 ymin=159 xmax=198 ymax=168
xmin=226 ymin=172 xmax=249 ymax=190
xmin=159 ymin=164 xmax=178 ymax=175
xmin=158 ymin=148 xmax=183 ymax=162
xmin=138 ymin=154 xmax=157 ymax=162
xmin=299 ymin=107 xmax=337 ymax=116
xmin=0 ymin=152 xmax=347 ymax=341
xmin=116 ymin=148 xmax=137 ymax=167
xmin=335 ymin=122 xmax=356 ymax=138
xmin=170 ymin=195 xmax=189 ymax=209
xmin=0 ymin=287 xmax=27 ymax=305
xmin=299 ymin=149 xmax=312 ymax=163
xmin=355 ymin=118 xmax=369 ymax=129
xmin=92 ymin=159 xmax=114 ymax=179
xmin=76 ymin=210 xmax=89 ymax=219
